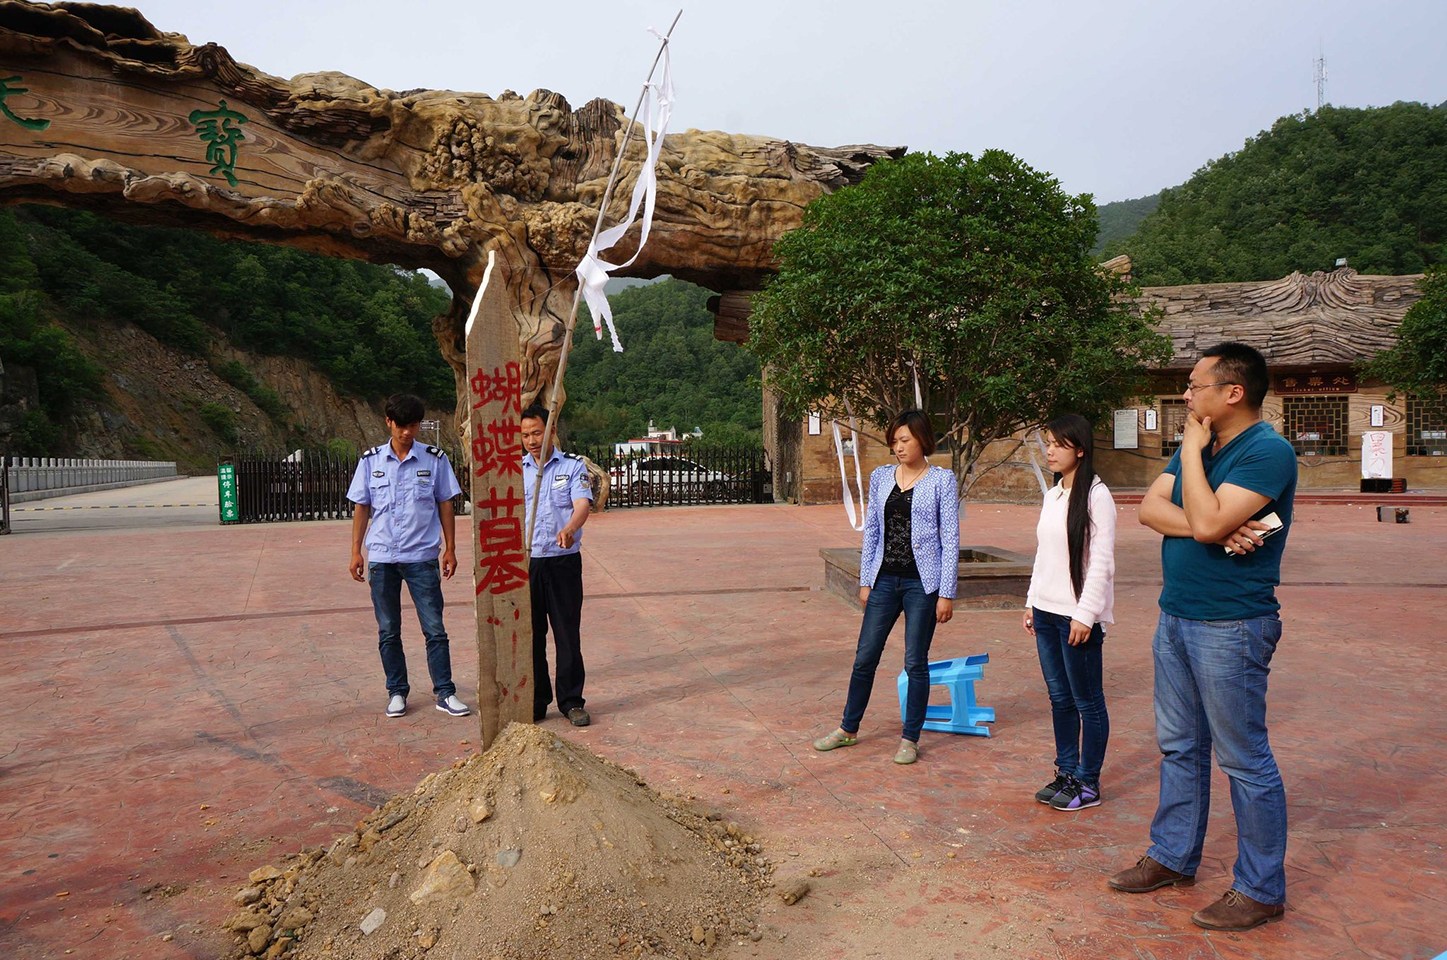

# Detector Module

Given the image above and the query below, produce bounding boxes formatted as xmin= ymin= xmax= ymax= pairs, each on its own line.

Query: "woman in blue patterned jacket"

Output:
xmin=814 ymin=410 xmax=959 ymax=765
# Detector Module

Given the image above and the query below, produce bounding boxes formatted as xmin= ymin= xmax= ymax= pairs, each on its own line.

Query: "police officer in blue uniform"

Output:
xmin=519 ymin=402 xmax=594 ymax=726
xmin=347 ymin=394 xmax=470 ymax=719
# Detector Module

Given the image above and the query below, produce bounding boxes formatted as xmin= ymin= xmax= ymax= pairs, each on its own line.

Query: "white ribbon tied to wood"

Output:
xmin=574 ymin=30 xmax=675 ymax=352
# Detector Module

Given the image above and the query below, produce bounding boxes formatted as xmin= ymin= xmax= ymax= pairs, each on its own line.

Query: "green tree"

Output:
xmin=749 ymin=150 xmax=1173 ymax=498
xmin=563 ymin=279 xmax=762 ymax=447
xmin=1363 ymin=266 xmax=1447 ymax=396
xmin=1108 ymin=102 xmax=1447 ymax=284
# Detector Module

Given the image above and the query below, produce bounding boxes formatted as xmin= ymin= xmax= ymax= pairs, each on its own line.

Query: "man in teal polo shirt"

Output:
xmin=1109 ymin=342 xmax=1297 ymax=931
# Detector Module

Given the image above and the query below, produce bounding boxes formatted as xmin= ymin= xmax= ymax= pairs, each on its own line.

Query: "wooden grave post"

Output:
xmin=463 ymin=261 xmax=533 ymax=750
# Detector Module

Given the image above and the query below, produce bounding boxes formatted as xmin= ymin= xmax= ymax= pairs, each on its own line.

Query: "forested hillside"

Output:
xmin=0 ymin=206 xmax=761 ymax=460
xmin=564 ymin=280 xmax=761 ymax=447
xmin=1092 ymin=192 xmax=1160 ymax=256
xmin=0 ymin=204 xmax=454 ymax=459
xmin=1105 ymin=102 xmax=1447 ymax=284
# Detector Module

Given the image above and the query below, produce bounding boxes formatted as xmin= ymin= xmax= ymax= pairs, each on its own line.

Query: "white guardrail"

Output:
xmin=4 ymin=457 xmax=178 ymax=495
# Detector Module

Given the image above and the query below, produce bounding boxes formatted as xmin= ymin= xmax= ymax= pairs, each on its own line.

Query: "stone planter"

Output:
xmin=820 ymin=546 xmax=1033 ymax=610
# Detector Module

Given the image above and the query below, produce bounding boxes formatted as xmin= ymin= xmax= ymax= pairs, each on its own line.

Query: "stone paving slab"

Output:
xmin=0 ymin=499 xmax=1444 ymax=959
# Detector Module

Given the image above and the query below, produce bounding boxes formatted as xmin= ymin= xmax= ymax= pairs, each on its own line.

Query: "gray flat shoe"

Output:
xmin=893 ymin=740 xmax=919 ymax=765
xmin=813 ymin=730 xmax=858 ymax=751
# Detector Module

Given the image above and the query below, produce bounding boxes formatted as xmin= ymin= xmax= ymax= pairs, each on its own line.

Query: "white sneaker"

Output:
xmin=386 ymin=694 xmax=407 ymax=718
xmin=436 ymin=694 xmax=470 ymax=717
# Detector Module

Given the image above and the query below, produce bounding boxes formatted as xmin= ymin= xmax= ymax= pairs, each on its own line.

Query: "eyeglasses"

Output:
xmin=1183 ymin=381 xmax=1236 ymax=394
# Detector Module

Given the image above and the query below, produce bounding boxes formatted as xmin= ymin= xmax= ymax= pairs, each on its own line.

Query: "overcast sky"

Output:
xmin=127 ymin=0 xmax=1446 ymax=204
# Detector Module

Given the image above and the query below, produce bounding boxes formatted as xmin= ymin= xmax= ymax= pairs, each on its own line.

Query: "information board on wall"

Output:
xmin=1113 ymin=409 xmax=1139 ymax=450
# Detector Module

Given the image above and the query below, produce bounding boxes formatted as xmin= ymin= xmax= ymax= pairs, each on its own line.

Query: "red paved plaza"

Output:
xmin=1 ymin=491 xmax=1444 ymax=959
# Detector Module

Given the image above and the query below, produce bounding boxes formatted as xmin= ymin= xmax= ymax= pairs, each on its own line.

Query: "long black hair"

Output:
xmin=1046 ymin=413 xmax=1096 ymax=599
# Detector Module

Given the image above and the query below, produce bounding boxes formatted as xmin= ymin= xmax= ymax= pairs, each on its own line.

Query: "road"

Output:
xmin=3 ymin=475 xmax=223 ymax=534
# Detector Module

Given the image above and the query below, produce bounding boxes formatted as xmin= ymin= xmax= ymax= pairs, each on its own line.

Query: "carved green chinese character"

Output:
xmin=0 ymin=74 xmax=51 ymax=131
xmin=188 ymin=99 xmax=249 ymax=187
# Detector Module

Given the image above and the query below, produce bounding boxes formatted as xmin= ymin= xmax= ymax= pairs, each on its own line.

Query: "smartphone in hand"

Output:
xmin=1225 ymin=511 xmax=1283 ymax=554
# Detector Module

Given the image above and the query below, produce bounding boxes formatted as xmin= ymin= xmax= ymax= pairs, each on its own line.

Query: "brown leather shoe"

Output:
xmin=1107 ymin=855 xmax=1195 ymax=893
xmin=1191 ymin=889 xmax=1284 ymax=930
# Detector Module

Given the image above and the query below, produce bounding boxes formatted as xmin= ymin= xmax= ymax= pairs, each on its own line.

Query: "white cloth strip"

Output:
xmin=462 ymin=249 xmax=497 ymax=339
xmin=1024 ymin=428 xmax=1050 ymax=495
xmin=575 ymin=36 xmax=674 ymax=352
xmin=831 ymin=406 xmax=867 ymax=532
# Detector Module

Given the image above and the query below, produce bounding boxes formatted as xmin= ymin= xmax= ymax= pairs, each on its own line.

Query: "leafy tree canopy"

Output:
xmin=748 ymin=150 xmax=1172 ymax=496
xmin=1363 ymin=265 xmax=1447 ymax=396
xmin=562 ymin=279 xmax=761 ymax=447
xmin=1107 ymin=102 xmax=1447 ymax=284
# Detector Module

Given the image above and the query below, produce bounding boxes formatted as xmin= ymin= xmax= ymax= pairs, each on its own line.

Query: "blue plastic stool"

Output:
xmin=897 ymin=655 xmax=995 ymax=737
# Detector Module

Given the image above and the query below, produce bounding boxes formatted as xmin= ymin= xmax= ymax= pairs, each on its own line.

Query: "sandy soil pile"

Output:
xmin=222 ymin=724 xmax=771 ymax=960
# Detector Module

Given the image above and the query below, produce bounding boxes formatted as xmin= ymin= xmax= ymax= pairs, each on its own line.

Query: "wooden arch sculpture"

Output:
xmin=0 ymin=0 xmax=901 ymax=415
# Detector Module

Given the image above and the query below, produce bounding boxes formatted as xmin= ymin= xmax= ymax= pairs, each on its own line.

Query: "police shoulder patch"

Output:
xmin=427 ymin=445 xmax=442 ymax=456
xmin=562 ymin=451 xmax=585 ymax=461
xmin=364 ymin=445 xmax=383 ymax=457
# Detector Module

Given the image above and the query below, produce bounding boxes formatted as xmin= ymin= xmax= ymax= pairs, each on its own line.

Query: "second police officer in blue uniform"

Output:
xmin=519 ymin=402 xmax=594 ymax=726
xmin=347 ymin=394 xmax=470 ymax=720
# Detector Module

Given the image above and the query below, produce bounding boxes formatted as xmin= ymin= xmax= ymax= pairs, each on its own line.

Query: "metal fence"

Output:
xmin=221 ymin=444 xmax=771 ymax=523
xmin=223 ymin=451 xmax=358 ymax=523
xmin=573 ymin=444 xmax=773 ymax=508
xmin=223 ymin=447 xmax=469 ymax=524
xmin=3 ymin=456 xmax=177 ymax=497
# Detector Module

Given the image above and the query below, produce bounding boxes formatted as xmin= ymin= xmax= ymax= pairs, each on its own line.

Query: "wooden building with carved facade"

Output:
xmin=713 ymin=266 xmax=1445 ymax=501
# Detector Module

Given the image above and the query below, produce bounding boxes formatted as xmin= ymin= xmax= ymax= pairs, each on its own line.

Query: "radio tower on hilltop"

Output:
xmin=1314 ymin=52 xmax=1327 ymax=110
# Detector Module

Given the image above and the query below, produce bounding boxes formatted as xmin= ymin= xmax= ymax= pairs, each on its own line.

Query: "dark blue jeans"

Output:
xmin=841 ymin=574 xmax=939 ymax=742
xmin=1032 ymin=608 xmax=1109 ymax=784
xmin=369 ymin=560 xmax=455 ymax=700
xmin=1147 ymin=611 xmax=1287 ymax=904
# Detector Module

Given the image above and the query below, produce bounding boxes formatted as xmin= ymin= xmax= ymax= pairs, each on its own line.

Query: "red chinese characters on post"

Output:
xmin=469 ymin=362 xmax=523 ymax=414
xmin=470 ymin=360 xmax=529 ymax=596
xmin=471 ymin=420 xmax=523 ymax=478
xmin=476 ymin=514 xmax=527 ymax=595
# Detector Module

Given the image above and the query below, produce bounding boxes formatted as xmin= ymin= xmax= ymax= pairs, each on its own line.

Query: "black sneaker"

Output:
xmin=1049 ymin=777 xmax=1101 ymax=811
xmin=1034 ymin=772 xmax=1071 ymax=804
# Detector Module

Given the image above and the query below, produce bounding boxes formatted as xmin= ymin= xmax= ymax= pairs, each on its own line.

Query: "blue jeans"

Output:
xmin=1147 ymin=611 xmax=1287 ymax=905
xmin=840 ymin=574 xmax=939 ymax=743
xmin=1032 ymin=608 xmax=1109 ymax=784
xmin=369 ymin=561 xmax=456 ymax=700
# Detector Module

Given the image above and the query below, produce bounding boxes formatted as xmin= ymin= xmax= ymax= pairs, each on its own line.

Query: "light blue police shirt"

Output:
xmin=521 ymin=449 xmax=593 ymax=558
xmin=347 ymin=441 xmax=462 ymax=563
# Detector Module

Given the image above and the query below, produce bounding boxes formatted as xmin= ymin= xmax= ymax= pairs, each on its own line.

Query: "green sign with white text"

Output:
xmin=218 ymin=462 xmax=239 ymax=523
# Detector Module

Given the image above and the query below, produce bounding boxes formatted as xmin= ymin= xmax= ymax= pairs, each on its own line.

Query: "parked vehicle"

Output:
xmin=608 ymin=456 xmax=730 ymax=499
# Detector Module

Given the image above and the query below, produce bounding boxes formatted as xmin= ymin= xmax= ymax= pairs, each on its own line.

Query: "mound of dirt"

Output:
xmin=223 ymin=724 xmax=772 ymax=960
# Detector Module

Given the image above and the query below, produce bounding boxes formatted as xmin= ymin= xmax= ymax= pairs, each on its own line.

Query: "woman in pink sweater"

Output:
xmin=1023 ymin=414 xmax=1116 ymax=811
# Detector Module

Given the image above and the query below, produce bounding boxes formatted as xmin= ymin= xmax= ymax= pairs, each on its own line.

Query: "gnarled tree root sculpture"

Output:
xmin=0 ymin=1 xmax=902 ymax=420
